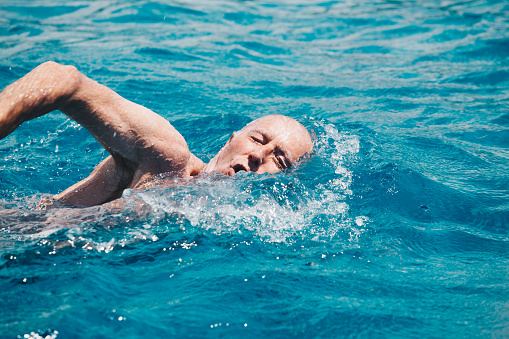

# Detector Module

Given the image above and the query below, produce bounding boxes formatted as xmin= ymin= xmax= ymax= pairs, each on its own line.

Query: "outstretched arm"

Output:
xmin=0 ymin=61 xmax=190 ymax=167
xmin=0 ymin=62 xmax=202 ymax=206
xmin=0 ymin=62 xmax=79 ymax=139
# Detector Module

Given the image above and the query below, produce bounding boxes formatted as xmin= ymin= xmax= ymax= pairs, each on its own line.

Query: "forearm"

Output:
xmin=54 ymin=156 xmax=133 ymax=207
xmin=0 ymin=61 xmax=80 ymax=139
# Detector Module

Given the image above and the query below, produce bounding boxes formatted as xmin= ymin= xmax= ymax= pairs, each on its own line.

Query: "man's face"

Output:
xmin=208 ymin=115 xmax=313 ymax=176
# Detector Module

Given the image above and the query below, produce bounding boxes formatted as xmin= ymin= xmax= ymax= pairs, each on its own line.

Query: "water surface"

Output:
xmin=0 ymin=0 xmax=508 ymax=338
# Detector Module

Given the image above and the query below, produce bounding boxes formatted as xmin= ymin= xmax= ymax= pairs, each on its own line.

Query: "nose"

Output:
xmin=248 ymin=147 xmax=268 ymax=172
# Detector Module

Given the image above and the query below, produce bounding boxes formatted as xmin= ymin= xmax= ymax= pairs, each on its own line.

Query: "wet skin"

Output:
xmin=0 ymin=62 xmax=313 ymax=207
xmin=204 ymin=115 xmax=313 ymax=176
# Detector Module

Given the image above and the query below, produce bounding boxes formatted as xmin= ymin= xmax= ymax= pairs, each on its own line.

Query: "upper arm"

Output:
xmin=61 ymin=66 xmax=191 ymax=173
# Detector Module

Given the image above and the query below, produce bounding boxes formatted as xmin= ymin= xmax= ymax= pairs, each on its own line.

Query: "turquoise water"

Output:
xmin=1 ymin=0 xmax=508 ymax=337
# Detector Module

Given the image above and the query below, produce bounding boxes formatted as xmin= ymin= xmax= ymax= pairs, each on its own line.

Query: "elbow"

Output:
xmin=61 ymin=64 xmax=82 ymax=101
xmin=38 ymin=61 xmax=78 ymax=76
xmin=38 ymin=61 xmax=82 ymax=104
xmin=42 ymin=61 xmax=81 ymax=86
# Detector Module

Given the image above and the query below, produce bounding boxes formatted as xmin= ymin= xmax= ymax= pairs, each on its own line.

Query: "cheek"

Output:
xmin=232 ymin=139 xmax=252 ymax=156
xmin=218 ymin=139 xmax=250 ymax=163
xmin=261 ymin=161 xmax=279 ymax=174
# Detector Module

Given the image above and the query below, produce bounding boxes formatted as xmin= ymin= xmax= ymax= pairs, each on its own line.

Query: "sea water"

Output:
xmin=0 ymin=0 xmax=508 ymax=338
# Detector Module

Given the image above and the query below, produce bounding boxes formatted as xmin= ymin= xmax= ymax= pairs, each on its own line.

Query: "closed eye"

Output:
xmin=274 ymin=157 xmax=284 ymax=169
xmin=252 ymin=136 xmax=262 ymax=144
xmin=274 ymin=155 xmax=288 ymax=170
xmin=251 ymin=133 xmax=268 ymax=144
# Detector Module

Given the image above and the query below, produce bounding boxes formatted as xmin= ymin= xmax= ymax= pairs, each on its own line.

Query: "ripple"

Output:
xmin=449 ymin=70 xmax=509 ymax=86
xmin=136 ymin=47 xmax=205 ymax=62
xmin=379 ymin=25 xmax=432 ymax=38
xmin=223 ymin=11 xmax=272 ymax=26
xmin=3 ymin=5 xmax=85 ymax=19
xmin=92 ymin=2 xmax=205 ymax=24
xmin=491 ymin=114 xmax=509 ymax=126
xmin=424 ymin=12 xmax=483 ymax=26
xmin=238 ymin=41 xmax=288 ymax=56
xmin=455 ymin=37 xmax=509 ymax=60
xmin=343 ymin=45 xmax=391 ymax=54
xmin=0 ymin=0 xmax=508 ymax=337
xmin=428 ymin=28 xmax=470 ymax=43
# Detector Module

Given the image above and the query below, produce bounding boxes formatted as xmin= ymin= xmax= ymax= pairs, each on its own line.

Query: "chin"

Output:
xmin=218 ymin=166 xmax=232 ymax=176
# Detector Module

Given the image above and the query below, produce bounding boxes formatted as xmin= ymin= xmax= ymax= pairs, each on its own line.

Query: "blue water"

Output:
xmin=1 ymin=0 xmax=508 ymax=338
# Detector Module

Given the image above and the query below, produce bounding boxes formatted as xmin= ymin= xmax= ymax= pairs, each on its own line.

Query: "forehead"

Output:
xmin=244 ymin=116 xmax=312 ymax=160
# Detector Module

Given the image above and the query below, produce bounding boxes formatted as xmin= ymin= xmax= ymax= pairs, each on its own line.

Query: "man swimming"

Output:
xmin=0 ymin=62 xmax=313 ymax=207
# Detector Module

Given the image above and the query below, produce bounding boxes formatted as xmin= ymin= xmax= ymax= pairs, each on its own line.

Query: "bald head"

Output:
xmin=240 ymin=114 xmax=313 ymax=160
xmin=205 ymin=115 xmax=313 ymax=176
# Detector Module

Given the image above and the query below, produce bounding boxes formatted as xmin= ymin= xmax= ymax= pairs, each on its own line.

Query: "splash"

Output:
xmin=18 ymin=329 xmax=59 ymax=339
xmin=131 ymin=119 xmax=367 ymax=244
xmin=1 ymin=121 xmax=368 ymax=250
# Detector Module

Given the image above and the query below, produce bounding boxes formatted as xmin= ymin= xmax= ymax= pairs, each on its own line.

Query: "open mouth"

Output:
xmin=232 ymin=164 xmax=247 ymax=173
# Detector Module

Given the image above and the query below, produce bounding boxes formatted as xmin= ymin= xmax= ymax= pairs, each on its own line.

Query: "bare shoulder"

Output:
xmin=57 ymin=63 xmax=204 ymax=177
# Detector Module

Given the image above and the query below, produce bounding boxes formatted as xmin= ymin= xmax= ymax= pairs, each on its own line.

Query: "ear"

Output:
xmin=227 ymin=131 xmax=236 ymax=143
xmin=218 ymin=131 xmax=236 ymax=152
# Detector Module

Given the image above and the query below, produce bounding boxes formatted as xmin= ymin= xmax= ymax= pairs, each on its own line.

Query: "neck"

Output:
xmin=202 ymin=155 xmax=218 ymax=173
xmin=186 ymin=154 xmax=206 ymax=176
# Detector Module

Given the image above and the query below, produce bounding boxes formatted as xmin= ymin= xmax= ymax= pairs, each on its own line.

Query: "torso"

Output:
xmin=130 ymin=153 xmax=205 ymax=190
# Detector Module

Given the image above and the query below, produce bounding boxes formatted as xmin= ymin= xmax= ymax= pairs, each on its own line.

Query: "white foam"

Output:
xmin=2 ymin=121 xmax=370 ymax=249
xmin=132 ymin=120 xmax=369 ymax=244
